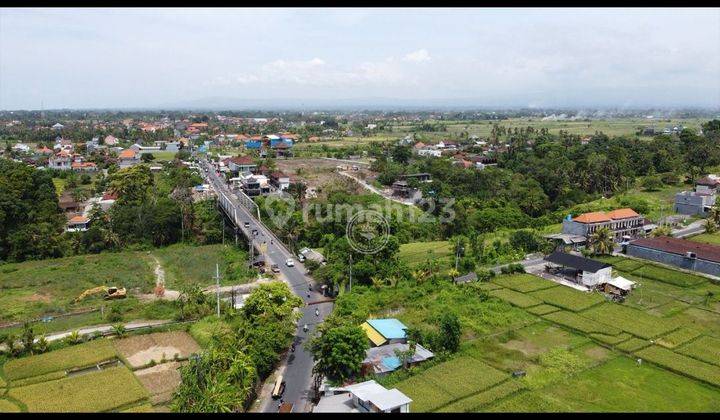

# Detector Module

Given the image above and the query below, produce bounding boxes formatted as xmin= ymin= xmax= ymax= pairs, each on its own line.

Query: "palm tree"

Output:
xmin=112 ymin=324 xmax=127 ymax=338
xmin=65 ymin=330 xmax=82 ymax=345
xmin=448 ymin=268 xmax=460 ymax=279
xmin=370 ymin=275 xmax=384 ymax=289
xmin=589 ymin=227 xmax=614 ymax=255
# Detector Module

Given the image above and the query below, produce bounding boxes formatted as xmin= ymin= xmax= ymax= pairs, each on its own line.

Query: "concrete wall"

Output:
xmin=674 ymin=192 xmax=714 ymax=216
xmin=562 ymin=220 xmax=587 ymax=237
xmin=582 ymin=267 xmax=612 ymax=286
xmin=626 ymin=244 xmax=720 ymax=277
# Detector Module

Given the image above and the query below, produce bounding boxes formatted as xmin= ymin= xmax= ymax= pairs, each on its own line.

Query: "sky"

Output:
xmin=1 ymin=7 xmax=719 ymax=110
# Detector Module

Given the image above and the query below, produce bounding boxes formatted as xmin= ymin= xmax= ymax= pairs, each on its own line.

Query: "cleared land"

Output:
xmin=113 ymin=331 xmax=201 ymax=369
xmin=492 ymin=274 xmax=558 ymax=293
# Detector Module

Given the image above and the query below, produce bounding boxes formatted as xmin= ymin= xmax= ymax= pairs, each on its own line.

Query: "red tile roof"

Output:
xmin=630 ymin=236 xmax=720 ymax=264
xmin=118 ymin=149 xmax=136 ymax=159
xmin=574 ymin=208 xmax=640 ymax=224
xmin=229 ymin=155 xmax=255 ymax=165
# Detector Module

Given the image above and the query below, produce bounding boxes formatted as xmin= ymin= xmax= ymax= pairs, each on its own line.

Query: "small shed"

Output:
xmin=454 ymin=272 xmax=478 ymax=284
xmin=599 ymin=276 xmax=636 ymax=296
xmin=544 ymin=251 xmax=612 ymax=287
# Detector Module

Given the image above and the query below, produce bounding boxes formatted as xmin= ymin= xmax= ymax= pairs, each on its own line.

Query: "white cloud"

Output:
xmin=403 ymin=49 xmax=431 ymax=63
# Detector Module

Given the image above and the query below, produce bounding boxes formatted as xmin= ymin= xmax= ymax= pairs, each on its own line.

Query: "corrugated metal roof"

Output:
xmin=361 ymin=322 xmax=387 ymax=346
xmin=367 ymin=319 xmax=407 ymax=340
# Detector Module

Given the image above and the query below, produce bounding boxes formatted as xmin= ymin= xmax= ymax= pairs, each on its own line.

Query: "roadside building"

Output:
xmin=226 ymin=155 xmax=257 ymax=174
xmin=66 ymin=215 xmax=89 ymax=232
xmin=625 ymin=236 xmax=720 ymax=277
xmin=391 ymin=181 xmax=422 ymax=203
xmin=695 ymin=175 xmax=720 ymax=194
xmin=314 ymin=380 xmax=412 ymax=413
xmin=270 ymin=172 xmax=291 ymax=191
xmin=49 ymin=151 xmax=73 ymax=170
xmin=361 ymin=319 xmax=408 ymax=347
xmin=361 ymin=343 xmax=434 ymax=376
xmin=543 ymin=251 xmax=612 ymax=287
xmin=674 ymin=175 xmax=718 ymax=217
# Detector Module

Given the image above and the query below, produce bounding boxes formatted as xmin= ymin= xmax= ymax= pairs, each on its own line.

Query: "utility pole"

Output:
xmin=222 ymin=217 xmax=225 ymax=245
xmin=349 ymin=253 xmax=353 ymax=293
xmin=214 ymin=263 xmax=221 ymax=317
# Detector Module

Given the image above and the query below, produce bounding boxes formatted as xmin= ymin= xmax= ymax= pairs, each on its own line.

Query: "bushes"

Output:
xmin=500 ymin=263 xmax=525 ymax=275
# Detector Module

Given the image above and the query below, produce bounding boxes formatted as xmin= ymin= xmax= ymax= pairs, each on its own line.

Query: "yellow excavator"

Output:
xmin=74 ymin=286 xmax=127 ymax=303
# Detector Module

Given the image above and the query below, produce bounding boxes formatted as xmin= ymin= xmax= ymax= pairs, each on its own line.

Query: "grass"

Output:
xmin=0 ymin=251 xmax=155 ymax=321
xmin=628 ymin=264 xmax=707 ymax=287
xmin=678 ymin=336 xmax=720 ymax=367
xmin=2 ymin=339 xmax=118 ymax=381
xmin=8 ymin=366 xmax=149 ymax=412
xmin=581 ymin=304 xmax=679 ymax=339
xmin=688 ymin=232 xmax=720 ymax=246
xmin=492 ymin=274 xmax=558 ymax=293
xmin=589 ymin=332 xmax=632 ymax=346
xmin=529 ymin=287 xmax=605 ymax=312
xmin=398 ymin=241 xmax=452 ymax=268
xmin=488 ymin=356 xmax=720 ymax=412
xmin=152 ymin=244 xmax=254 ymax=289
xmin=489 ymin=288 xmax=544 ymax=308
xmin=188 ymin=316 xmax=233 ymax=348
xmin=635 ymin=345 xmax=720 ymax=387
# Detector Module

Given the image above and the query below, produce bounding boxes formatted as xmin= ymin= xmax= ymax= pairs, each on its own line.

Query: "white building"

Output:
xmin=314 ymin=380 xmax=412 ymax=413
xmin=11 ymin=143 xmax=30 ymax=153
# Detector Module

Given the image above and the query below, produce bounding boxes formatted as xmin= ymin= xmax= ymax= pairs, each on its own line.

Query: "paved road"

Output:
xmin=0 ymin=319 xmax=173 ymax=352
xmin=672 ymin=219 xmax=707 ymax=238
xmin=201 ymin=159 xmax=333 ymax=413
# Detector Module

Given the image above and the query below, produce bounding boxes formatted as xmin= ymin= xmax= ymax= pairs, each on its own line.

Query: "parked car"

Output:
xmin=297 ymin=254 xmax=306 ymax=262
xmin=285 ymin=258 xmax=295 ymax=267
xmin=244 ymin=221 xmax=250 ymax=228
xmin=271 ymin=264 xmax=280 ymax=273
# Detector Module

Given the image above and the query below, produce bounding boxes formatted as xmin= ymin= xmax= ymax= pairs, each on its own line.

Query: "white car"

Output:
xmin=285 ymin=258 xmax=295 ymax=267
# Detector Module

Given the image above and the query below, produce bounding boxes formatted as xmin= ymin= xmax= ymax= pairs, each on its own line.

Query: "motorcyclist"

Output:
xmin=303 ymin=324 xmax=308 ymax=332
xmin=315 ymin=308 xmax=319 ymax=317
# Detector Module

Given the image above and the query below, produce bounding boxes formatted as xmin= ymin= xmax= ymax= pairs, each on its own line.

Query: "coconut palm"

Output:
xmin=589 ymin=227 xmax=614 ymax=255
xmin=370 ymin=275 xmax=384 ymax=289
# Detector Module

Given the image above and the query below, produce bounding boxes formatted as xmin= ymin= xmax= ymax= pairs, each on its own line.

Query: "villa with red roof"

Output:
xmin=562 ymin=208 xmax=646 ymax=242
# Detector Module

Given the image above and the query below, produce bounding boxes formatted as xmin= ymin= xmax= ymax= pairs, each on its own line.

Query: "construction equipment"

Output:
xmin=75 ymin=286 xmax=127 ymax=303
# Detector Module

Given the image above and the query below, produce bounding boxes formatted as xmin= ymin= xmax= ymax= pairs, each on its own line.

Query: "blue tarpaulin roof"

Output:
xmin=271 ymin=139 xmax=294 ymax=148
xmin=245 ymin=141 xmax=262 ymax=149
xmin=367 ymin=319 xmax=407 ymax=340
xmin=381 ymin=356 xmax=402 ymax=370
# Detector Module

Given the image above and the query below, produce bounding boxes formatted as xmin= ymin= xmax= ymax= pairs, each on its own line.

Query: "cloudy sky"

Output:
xmin=1 ymin=7 xmax=719 ymax=110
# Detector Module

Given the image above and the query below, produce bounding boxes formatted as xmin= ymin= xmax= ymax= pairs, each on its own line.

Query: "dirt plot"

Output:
xmin=113 ymin=331 xmax=200 ymax=369
xmin=276 ymin=158 xmax=367 ymax=192
xmin=135 ymin=361 xmax=184 ymax=404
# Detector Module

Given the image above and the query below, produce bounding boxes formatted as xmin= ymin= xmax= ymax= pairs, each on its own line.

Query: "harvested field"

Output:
xmin=0 ymin=399 xmax=21 ymax=412
xmin=530 ymin=287 xmax=605 ymax=312
xmin=134 ymin=361 xmax=183 ymax=404
xmin=3 ymin=339 xmax=118 ymax=381
xmin=8 ymin=366 xmax=148 ymax=412
xmin=113 ymin=331 xmax=200 ymax=369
